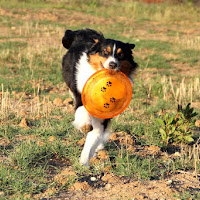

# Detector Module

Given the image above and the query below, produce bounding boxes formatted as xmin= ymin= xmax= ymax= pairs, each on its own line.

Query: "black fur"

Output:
xmin=62 ymin=28 xmax=104 ymax=50
xmin=62 ymin=29 xmax=104 ymax=109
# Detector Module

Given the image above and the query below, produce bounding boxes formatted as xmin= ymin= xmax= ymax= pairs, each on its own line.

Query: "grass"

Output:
xmin=0 ymin=0 xmax=200 ymax=199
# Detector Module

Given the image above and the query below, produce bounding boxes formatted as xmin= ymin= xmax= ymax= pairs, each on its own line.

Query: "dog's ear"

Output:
xmin=127 ymin=43 xmax=135 ymax=50
xmin=62 ymin=30 xmax=75 ymax=49
xmin=88 ymin=38 xmax=103 ymax=55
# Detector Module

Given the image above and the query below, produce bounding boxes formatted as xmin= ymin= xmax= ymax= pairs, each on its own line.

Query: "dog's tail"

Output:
xmin=62 ymin=29 xmax=104 ymax=49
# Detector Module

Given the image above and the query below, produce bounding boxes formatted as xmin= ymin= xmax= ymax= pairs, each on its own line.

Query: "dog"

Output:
xmin=62 ymin=28 xmax=138 ymax=166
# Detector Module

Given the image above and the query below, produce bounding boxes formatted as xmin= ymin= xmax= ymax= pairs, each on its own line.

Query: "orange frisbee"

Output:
xmin=82 ymin=69 xmax=132 ymax=119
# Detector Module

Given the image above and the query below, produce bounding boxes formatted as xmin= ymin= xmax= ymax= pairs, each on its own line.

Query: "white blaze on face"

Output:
xmin=103 ymin=44 xmax=119 ymax=71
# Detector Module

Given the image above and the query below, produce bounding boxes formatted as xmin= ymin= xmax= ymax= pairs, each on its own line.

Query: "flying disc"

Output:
xmin=82 ymin=69 xmax=132 ymax=119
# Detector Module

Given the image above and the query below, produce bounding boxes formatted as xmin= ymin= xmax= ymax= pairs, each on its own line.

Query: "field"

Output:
xmin=0 ymin=0 xmax=200 ymax=199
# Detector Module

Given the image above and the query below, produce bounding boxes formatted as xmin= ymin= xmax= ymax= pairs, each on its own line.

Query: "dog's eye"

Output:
xmin=118 ymin=52 xmax=124 ymax=59
xmin=102 ymin=49 xmax=109 ymax=56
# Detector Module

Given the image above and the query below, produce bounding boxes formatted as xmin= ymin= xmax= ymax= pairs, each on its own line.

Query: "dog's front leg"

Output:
xmin=79 ymin=117 xmax=104 ymax=166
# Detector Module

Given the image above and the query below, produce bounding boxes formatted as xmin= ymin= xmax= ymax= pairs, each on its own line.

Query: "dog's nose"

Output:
xmin=109 ymin=61 xmax=117 ymax=69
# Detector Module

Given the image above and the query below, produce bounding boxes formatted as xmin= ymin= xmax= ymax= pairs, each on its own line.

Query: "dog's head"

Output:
xmin=88 ymin=39 xmax=138 ymax=78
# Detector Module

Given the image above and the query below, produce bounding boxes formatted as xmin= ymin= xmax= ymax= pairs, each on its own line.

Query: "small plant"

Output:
xmin=178 ymin=103 xmax=198 ymax=121
xmin=157 ymin=113 xmax=176 ymax=147
xmin=157 ymin=103 xmax=197 ymax=147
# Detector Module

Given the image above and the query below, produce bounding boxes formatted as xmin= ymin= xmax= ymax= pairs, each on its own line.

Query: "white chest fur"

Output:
xmin=76 ymin=52 xmax=96 ymax=94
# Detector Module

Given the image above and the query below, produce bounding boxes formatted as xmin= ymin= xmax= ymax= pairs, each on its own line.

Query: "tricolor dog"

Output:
xmin=62 ymin=29 xmax=138 ymax=166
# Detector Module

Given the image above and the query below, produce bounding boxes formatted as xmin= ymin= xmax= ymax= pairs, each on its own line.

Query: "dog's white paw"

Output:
xmin=79 ymin=155 xmax=89 ymax=166
xmin=72 ymin=106 xmax=92 ymax=133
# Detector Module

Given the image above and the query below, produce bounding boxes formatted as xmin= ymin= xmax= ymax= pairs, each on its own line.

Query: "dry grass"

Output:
xmin=0 ymin=83 xmax=54 ymax=121
xmin=161 ymin=76 xmax=200 ymax=105
xmin=176 ymin=35 xmax=200 ymax=50
xmin=0 ymin=84 xmax=11 ymax=120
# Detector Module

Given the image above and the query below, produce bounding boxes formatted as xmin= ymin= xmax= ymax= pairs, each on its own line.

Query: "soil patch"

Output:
xmin=48 ymin=171 xmax=200 ymax=200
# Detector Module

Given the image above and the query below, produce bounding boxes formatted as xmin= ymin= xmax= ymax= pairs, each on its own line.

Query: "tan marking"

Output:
xmin=93 ymin=39 xmax=99 ymax=44
xmin=117 ymin=48 xmax=124 ymax=59
xmin=120 ymin=60 xmax=133 ymax=76
xmin=89 ymin=53 xmax=107 ymax=71
xmin=106 ymin=46 xmax=111 ymax=53
xmin=117 ymin=48 xmax=122 ymax=54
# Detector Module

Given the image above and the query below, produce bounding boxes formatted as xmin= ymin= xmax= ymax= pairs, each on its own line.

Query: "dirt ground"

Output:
xmin=37 ymin=146 xmax=200 ymax=200
xmin=55 ymin=173 xmax=200 ymax=200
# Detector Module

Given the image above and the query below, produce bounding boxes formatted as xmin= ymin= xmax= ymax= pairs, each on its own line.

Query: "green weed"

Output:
xmin=157 ymin=103 xmax=197 ymax=147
